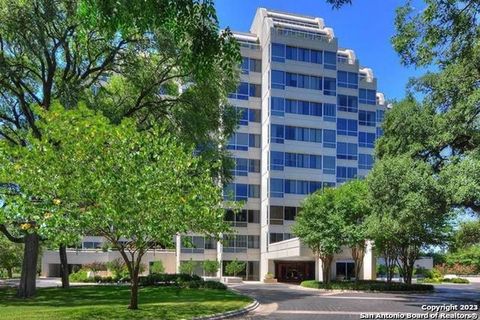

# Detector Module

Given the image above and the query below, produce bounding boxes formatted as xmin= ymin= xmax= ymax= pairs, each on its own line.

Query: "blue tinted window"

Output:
xmin=310 ymin=76 xmax=322 ymax=90
xmin=286 ymin=72 xmax=297 ymax=87
xmin=249 ymin=109 xmax=260 ymax=122
xmin=270 ymin=151 xmax=284 ymax=171
xmin=309 ymin=181 xmax=322 ymax=193
xmin=272 ymin=43 xmax=285 ymax=62
xmin=337 ymin=118 xmax=358 ymax=136
xmin=337 ymin=71 xmax=358 ymax=89
xmin=286 ymin=46 xmax=297 ymax=60
xmin=359 ymin=89 xmax=376 ymax=105
xmin=249 ymin=84 xmax=260 ymax=97
xmin=323 ymin=129 xmax=336 ymax=148
xmin=311 ymin=49 xmax=322 ymax=64
xmin=271 ymin=70 xmax=285 ymax=89
xmin=310 ymin=155 xmax=322 ymax=169
xmin=359 ymin=154 xmax=374 ymax=170
xmin=249 ymin=134 xmax=260 ymax=148
xmin=376 ymin=109 xmax=385 ymax=123
xmin=236 ymin=184 xmax=248 ymax=201
xmin=249 ymin=159 xmax=260 ymax=173
xmin=271 ymin=97 xmax=285 ymax=116
xmin=285 ymin=152 xmax=295 ymax=167
xmin=237 ymin=107 xmax=248 ymax=126
xmin=248 ymin=184 xmax=260 ymax=198
xmin=359 ymin=132 xmax=376 ymax=148
xmin=310 ymin=102 xmax=322 ymax=116
xmin=323 ymin=77 xmax=336 ymax=96
xmin=241 ymin=57 xmax=249 ymax=74
xmin=323 ymin=156 xmax=336 ymax=175
xmin=359 ymin=110 xmax=376 ymax=126
xmin=284 ymin=179 xmax=296 ymax=194
xmin=337 ymin=95 xmax=358 ymax=112
xmin=228 ymin=82 xmax=249 ymax=100
xmin=235 ymin=158 xmax=248 ymax=176
xmin=271 ymin=124 xmax=284 ymax=144
xmin=336 ymin=167 xmax=357 ymax=183
xmin=270 ymin=178 xmax=284 ymax=198
xmin=228 ymin=133 xmax=249 ymax=150
xmin=324 ymin=51 xmax=337 ymax=69
xmin=337 ymin=142 xmax=357 ymax=160
xmin=324 ymin=103 xmax=336 ymax=122
xmin=297 ymin=180 xmax=309 ymax=194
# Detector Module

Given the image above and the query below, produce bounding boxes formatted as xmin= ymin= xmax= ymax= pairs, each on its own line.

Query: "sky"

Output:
xmin=215 ymin=0 xmax=425 ymax=101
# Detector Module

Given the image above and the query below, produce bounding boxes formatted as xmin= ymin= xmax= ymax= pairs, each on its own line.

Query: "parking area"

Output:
xmin=230 ymin=282 xmax=480 ymax=319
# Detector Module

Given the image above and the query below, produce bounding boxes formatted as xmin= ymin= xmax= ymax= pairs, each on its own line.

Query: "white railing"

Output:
xmin=273 ymin=27 xmax=330 ymax=43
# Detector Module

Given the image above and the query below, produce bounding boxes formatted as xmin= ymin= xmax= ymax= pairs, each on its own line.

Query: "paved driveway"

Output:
xmin=230 ymin=282 xmax=480 ymax=320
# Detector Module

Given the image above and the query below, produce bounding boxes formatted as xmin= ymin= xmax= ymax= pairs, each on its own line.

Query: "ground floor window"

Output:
xmin=336 ymin=261 xmax=355 ymax=280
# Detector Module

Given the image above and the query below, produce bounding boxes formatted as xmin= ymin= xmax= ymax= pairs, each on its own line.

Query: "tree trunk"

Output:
xmin=320 ymin=254 xmax=333 ymax=284
xmin=59 ymin=244 xmax=70 ymax=289
xmin=7 ymin=268 xmax=13 ymax=279
xmin=17 ymin=233 xmax=39 ymax=298
xmin=129 ymin=262 xmax=141 ymax=309
xmin=352 ymin=244 xmax=365 ymax=282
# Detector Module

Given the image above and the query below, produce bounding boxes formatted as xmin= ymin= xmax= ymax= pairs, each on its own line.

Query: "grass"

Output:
xmin=0 ymin=285 xmax=252 ymax=320
xmin=301 ymin=280 xmax=434 ymax=292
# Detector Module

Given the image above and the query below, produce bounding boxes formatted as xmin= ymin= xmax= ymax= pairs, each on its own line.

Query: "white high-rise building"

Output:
xmin=41 ymin=8 xmax=387 ymax=282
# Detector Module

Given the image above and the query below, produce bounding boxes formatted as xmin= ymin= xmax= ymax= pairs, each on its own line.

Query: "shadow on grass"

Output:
xmin=0 ymin=286 xmax=252 ymax=320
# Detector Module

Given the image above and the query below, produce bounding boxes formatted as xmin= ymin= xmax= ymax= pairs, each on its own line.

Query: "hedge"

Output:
xmin=420 ymin=277 xmax=470 ymax=284
xmin=300 ymin=280 xmax=434 ymax=292
xmin=139 ymin=273 xmax=227 ymax=290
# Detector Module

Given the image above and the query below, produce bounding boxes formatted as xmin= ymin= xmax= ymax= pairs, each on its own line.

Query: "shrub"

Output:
xmin=83 ymin=262 xmax=107 ymax=273
xmin=424 ymin=268 xmax=443 ymax=281
xmin=106 ymin=258 xmax=129 ymax=280
xmin=203 ymin=280 xmax=227 ymax=290
xmin=69 ymin=270 xmax=94 ymax=283
xmin=225 ymin=259 xmax=246 ymax=277
xmin=179 ymin=259 xmax=197 ymax=276
xmin=150 ymin=261 xmax=165 ymax=274
xmin=300 ymin=280 xmax=434 ymax=292
xmin=203 ymin=260 xmax=220 ymax=276
xmin=418 ymin=278 xmax=442 ymax=283
xmin=442 ymin=277 xmax=470 ymax=284
xmin=138 ymin=273 xmax=225 ymax=289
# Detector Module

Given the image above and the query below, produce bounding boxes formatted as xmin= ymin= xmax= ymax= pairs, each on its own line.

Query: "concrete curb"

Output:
xmin=193 ymin=300 xmax=259 ymax=320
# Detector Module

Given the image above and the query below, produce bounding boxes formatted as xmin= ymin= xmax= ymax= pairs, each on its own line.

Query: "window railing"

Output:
xmin=337 ymin=56 xmax=356 ymax=65
xmin=238 ymin=41 xmax=261 ymax=50
xmin=273 ymin=27 xmax=330 ymax=42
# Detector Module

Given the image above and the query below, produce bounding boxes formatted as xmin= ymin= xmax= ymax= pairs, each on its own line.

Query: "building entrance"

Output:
xmin=274 ymin=261 xmax=315 ymax=283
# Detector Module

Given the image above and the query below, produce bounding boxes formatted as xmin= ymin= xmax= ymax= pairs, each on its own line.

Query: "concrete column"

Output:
xmin=315 ymin=257 xmax=323 ymax=282
xmin=175 ymin=234 xmax=181 ymax=273
xmin=362 ymin=240 xmax=376 ymax=280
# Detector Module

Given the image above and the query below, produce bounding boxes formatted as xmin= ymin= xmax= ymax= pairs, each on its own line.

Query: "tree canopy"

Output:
xmin=293 ymin=188 xmax=345 ymax=283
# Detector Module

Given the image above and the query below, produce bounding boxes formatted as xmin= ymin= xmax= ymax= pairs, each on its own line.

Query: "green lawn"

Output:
xmin=0 ymin=286 xmax=252 ymax=320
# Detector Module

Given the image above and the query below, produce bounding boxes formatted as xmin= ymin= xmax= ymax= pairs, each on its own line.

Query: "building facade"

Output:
xmin=41 ymin=8 xmax=387 ymax=282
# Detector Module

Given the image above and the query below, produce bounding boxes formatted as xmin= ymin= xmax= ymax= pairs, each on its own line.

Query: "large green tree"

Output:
xmin=293 ymin=188 xmax=345 ymax=284
xmin=335 ymin=179 xmax=370 ymax=282
xmin=451 ymin=219 xmax=480 ymax=251
xmin=0 ymin=0 xmax=240 ymax=298
xmin=329 ymin=0 xmax=480 ymax=217
xmin=367 ymin=156 xmax=451 ymax=284
xmin=2 ymin=104 xmax=230 ymax=309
